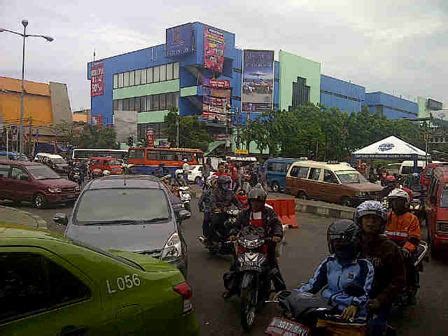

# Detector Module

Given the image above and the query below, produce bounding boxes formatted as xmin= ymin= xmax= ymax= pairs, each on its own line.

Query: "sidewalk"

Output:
xmin=0 ymin=206 xmax=47 ymax=229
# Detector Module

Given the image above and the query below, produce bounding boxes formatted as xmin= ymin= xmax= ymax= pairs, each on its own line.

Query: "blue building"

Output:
xmin=320 ymin=75 xmax=365 ymax=114
xmin=365 ymin=92 xmax=418 ymax=119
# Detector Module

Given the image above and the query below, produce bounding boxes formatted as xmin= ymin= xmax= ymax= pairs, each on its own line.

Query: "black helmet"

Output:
xmin=248 ymin=184 xmax=267 ymax=202
xmin=327 ymin=219 xmax=360 ymax=261
xmin=217 ymin=175 xmax=232 ymax=190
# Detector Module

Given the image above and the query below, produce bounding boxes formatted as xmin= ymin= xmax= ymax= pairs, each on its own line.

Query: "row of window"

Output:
xmin=321 ymin=90 xmax=364 ymax=103
xmin=113 ymin=92 xmax=179 ymax=112
xmin=129 ymin=149 xmax=194 ymax=162
xmin=137 ymin=122 xmax=167 ymax=141
xmin=113 ymin=63 xmax=180 ymax=89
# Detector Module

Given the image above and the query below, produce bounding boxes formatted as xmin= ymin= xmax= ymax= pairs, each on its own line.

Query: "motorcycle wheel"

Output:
xmin=240 ymin=274 xmax=257 ymax=332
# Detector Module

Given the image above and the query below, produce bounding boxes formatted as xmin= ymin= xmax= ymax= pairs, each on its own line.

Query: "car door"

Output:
xmin=9 ymin=166 xmax=35 ymax=202
xmin=322 ymin=169 xmax=341 ymax=203
xmin=307 ymin=167 xmax=322 ymax=200
xmin=0 ymin=163 xmax=12 ymax=199
xmin=0 ymin=247 xmax=105 ymax=336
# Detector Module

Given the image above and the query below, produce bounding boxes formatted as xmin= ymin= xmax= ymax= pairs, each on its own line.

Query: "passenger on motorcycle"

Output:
xmin=354 ymin=201 xmax=405 ymax=336
xmin=295 ymin=219 xmax=374 ymax=321
xmin=198 ymin=176 xmax=217 ymax=241
xmin=223 ymin=184 xmax=286 ymax=297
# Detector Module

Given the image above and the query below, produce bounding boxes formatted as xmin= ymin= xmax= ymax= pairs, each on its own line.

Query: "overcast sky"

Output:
xmin=1 ymin=0 xmax=447 ymax=111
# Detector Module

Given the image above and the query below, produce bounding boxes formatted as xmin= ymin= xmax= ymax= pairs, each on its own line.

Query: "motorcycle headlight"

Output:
xmin=161 ymin=232 xmax=182 ymax=262
xmin=48 ymin=187 xmax=62 ymax=193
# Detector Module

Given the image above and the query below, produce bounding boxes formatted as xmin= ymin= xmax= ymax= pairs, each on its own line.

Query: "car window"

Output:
xmin=441 ymin=187 xmax=448 ymax=208
xmin=323 ymin=169 xmax=339 ymax=184
xmin=10 ymin=167 xmax=29 ymax=180
xmin=27 ymin=166 xmax=60 ymax=180
xmin=0 ymin=164 xmax=10 ymax=177
xmin=335 ymin=170 xmax=367 ymax=184
xmin=0 ymin=252 xmax=90 ymax=324
xmin=309 ymin=168 xmax=321 ymax=181
xmin=289 ymin=166 xmax=309 ymax=178
xmin=74 ymin=188 xmax=171 ymax=224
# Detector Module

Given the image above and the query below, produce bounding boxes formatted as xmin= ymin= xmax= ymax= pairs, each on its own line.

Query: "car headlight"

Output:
xmin=161 ymin=232 xmax=182 ymax=262
xmin=357 ymin=192 xmax=368 ymax=197
xmin=48 ymin=187 xmax=62 ymax=193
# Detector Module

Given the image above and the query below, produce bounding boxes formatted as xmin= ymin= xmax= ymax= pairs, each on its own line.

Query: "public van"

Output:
xmin=425 ymin=166 xmax=448 ymax=255
xmin=265 ymin=158 xmax=297 ymax=192
xmin=285 ymin=160 xmax=383 ymax=207
xmin=399 ymin=161 xmax=426 ymax=176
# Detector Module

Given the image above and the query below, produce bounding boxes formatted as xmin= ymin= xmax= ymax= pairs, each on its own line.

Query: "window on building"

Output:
xmin=141 ymin=68 xmax=147 ymax=84
xmin=113 ymin=74 xmax=118 ymax=89
xmin=129 ymin=97 xmax=135 ymax=111
xmin=117 ymin=99 xmax=123 ymax=111
xmin=147 ymin=68 xmax=153 ymax=83
xmin=146 ymin=96 xmax=152 ymax=111
xmin=166 ymin=92 xmax=173 ymax=109
xmin=129 ymin=71 xmax=135 ymax=86
xmin=173 ymin=62 xmax=179 ymax=79
xmin=140 ymin=96 xmax=146 ymax=112
xmin=122 ymin=98 xmax=130 ymax=111
xmin=123 ymin=72 xmax=130 ymax=87
xmin=160 ymin=94 xmax=166 ymax=110
xmin=173 ymin=92 xmax=179 ymax=108
xmin=290 ymin=77 xmax=310 ymax=110
xmin=118 ymin=73 xmax=124 ymax=88
xmin=153 ymin=66 xmax=160 ymax=82
xmin=153 ymin=94 xmax=160 ymax=110
xmin=135 ymin=70 xmax=141 ymax=86
xmin=159 ymin=64 xmax=166 ymax=82
xmin=113 ymin=100 xmax=119 ymax=111
xmin=134 ymin=96 xmax=141 ymax=112
xmin=166 ymin=63 xmax=173 ymax=80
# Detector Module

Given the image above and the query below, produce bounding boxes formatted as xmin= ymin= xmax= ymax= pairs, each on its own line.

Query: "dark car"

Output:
xmin=60 ymin=175 xmax=191 ymax=276
xmin=0 ymin=160 xmax=80 ymax=208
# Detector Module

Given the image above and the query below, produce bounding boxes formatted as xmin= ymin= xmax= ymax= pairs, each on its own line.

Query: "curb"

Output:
xmin=295 ymin=199 xmax=355 ymax=220
xmin=0 ymin=205 xmax=48 ymax=229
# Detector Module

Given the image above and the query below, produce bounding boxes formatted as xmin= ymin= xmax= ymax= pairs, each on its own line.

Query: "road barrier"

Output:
xmin=266 ymin=198 xmax=298 ymax=228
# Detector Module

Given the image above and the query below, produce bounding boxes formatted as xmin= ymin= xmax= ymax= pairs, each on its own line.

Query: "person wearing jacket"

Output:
xmin=296 ymin=219 xmax=374 ymax=321
xmin=198 ymin=176 xmax=217 ymax=241
xmin=354 ymin=201 xmax=405 ymax=336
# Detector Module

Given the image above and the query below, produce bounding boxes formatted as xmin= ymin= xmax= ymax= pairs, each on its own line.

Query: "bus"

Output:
xmin=72 ymin=149 xmax=128 ymax=161
xmin=127 ymin=147 xmax=204 ymax=175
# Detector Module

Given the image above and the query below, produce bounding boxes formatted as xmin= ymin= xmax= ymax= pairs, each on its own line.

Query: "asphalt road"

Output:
xmin=15 ymin=198 xmax=448 ymax=336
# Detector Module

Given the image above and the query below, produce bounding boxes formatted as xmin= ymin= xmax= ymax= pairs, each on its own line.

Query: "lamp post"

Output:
xmin=0 ymin=20 xmax=53 ymax=155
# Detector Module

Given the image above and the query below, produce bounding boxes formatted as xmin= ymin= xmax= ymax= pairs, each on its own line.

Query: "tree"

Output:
xmin=52 ymin=121 xmax=118 ymax=149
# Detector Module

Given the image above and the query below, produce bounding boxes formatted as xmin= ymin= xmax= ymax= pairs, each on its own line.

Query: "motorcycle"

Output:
xmin=178 ymin=186 xmax=192 ymax=212
xmin=199 ymin=209 xmax=240 ymax=255
xmin=265 ymin=291 xmax=369 ymax=336
xmin=68 ymin=167 xmax=82 ymax=186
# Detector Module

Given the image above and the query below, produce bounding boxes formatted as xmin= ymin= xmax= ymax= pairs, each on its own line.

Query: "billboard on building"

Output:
xmin=203 ymin=78 xmax=231 ymax=99
xmin=204 ymin=27 xmax=225 ymax=72
xmin=166 ymin=23 xmax=194 ymax=57
xmin=90 ymin=62 xmax=104 ymax=97
xmin=242 ymin=50 xmax=274 ymax=112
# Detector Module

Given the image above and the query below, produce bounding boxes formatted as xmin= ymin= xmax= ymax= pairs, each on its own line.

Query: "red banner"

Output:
xmin=146 ymin=129 xmax=155 ymax=148
xmin=204 ymin=27 xmax=225 ymax=73
xmin=90 ymin=62 xmax=104 ymax=97
xmin=202 ymin=112 xmax=227 ymax=122
xmin=203 ymin=78 xmax=230 ymax=89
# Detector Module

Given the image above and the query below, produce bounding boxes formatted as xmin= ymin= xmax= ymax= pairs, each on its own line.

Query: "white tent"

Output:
xmin=352 ymin=136 xmax=428 ymax=160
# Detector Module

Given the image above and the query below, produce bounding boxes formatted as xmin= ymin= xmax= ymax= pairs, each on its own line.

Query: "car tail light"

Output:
xmin=173 ymin=282 xmax=193 ymax=314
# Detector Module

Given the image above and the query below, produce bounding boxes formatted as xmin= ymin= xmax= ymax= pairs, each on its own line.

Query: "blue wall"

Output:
xmin=320 ymin=75 xmax=365 ymax=114
xmin=365 ymin=92 xmax=418 ymax=119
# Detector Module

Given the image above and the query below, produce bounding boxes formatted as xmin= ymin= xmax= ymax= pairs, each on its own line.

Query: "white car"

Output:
xmin=175 ymin=165 xmax=203 ymax=184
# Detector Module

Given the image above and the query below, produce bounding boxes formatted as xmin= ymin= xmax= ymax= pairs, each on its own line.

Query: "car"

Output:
xmin=0 ymin=224 xmax=199 ymax=335
xmin=265 ymin=157 xmax=297 ymax=192
xmin=88 ymin=156 xmax=124 ymax=176
xmin=0 ymin=160 xmax=80 ymax=208
xmin=62 ymin=175 xmax=191 ymax=276
xmin=0 ymin=151 xmax=29 ymax=161
xmin=175 ymin=165 xmax=203 ymax=184
xmin=34 ymin=153 xmax=69 ymax=174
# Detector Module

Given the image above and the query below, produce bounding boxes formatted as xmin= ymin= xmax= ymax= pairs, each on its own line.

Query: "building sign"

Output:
xmin=204 ymin=27 xmax=225 ymax=72
xmin=242 ymin=50 xmax=274 ymax=112
xmin=90 ymin=62 xmax=104 ymax=97
xmin=203 ymin=78 xmax=230 ymax=89
xmin=166 ymin=23 xmax=194 ymax=57
xmin=203 ymin=112 xmax=227 ymax=122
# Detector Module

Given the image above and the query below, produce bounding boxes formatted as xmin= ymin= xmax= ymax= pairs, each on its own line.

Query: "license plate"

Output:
xmin=265 ymin=317 xmax=310 ymax=336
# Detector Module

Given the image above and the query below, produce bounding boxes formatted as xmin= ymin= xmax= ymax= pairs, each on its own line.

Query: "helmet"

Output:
xmin=388 ymin=188 xmax=410 ymax=203
xmin=217 ymin=175 xmax=232 ymax=190
xmin=385 ymin=175 xmax=396 ymax=182
xmin=327 ymin=219 xmax=360 ymax=261
xmin=102 ymin=170 xmax=111 ymax=176
xmin=248 ymin=183 xmax=267 ymax=202
xmin=354 ymin=200 xmax=387 ymax=229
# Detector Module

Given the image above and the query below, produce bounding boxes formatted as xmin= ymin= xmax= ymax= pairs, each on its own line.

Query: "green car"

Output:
xmin=0 ymin=224 xmax=199 ymax=336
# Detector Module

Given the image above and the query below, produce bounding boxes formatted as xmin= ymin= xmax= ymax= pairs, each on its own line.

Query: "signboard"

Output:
xmin=146 ymin=129 xmax=155 ymax=148
xmin=203 ymin=78 xmax=230 ymax=89
xmin=242 ymin=50 xmax=274 ymax=112
xmin=427 ymin=98 xmax=443 ymax=111
xmin=90 ymin=62 xmax=104 ymax=97
xmin=204 ymin=27 xmax=225 ymax=72
xmin=202 ymin=112 xmax=227 ymax=122
xmin=235 ymin=149 xmax=249 ymax=155
xmin=166 ymin=23 xmax=194 ymax=57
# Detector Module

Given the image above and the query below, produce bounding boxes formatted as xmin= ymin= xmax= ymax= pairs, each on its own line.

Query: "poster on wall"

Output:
xmin=204 ymin=27 xmax=225 ymax=73
xmin=241 ymin=50 xmax=274 ymax=112
xmin=90 ymin=62 xmax=104 ymax=97
xmin=166 ymin=23 xmax=194 ymax=57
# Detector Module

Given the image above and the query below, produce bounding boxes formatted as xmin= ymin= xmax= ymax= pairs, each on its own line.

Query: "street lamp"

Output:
xmin=0 ymin=20 xmax=53 ymax=155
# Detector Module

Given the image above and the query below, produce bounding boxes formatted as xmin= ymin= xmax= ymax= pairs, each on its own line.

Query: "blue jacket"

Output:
xmin=296 ymin=255 xmax=374 ymax=317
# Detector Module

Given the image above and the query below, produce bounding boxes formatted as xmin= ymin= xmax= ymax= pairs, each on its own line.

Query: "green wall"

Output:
xmin=137 ymin=110 xmax=170 ymax=123
xmin=180 ymin=86 xmax=198 ymax=97
xmin=417 ymin=97 xmax=429 ymax=118
xmin=279 ymin=50 xmax=321 ymax=110
xmin=113 ymin=80 xmax=180 ymax=100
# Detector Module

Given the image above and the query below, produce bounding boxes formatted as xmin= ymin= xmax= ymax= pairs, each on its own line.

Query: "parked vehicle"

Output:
xmin=88 ymin=156 xmax=123 ymax=176
xmin=285 ymin=161 xmax=383 ymax=207
xmin=62 ymin=175 xmax=191 ymax=276
xmin=265 ymin=157 xmax=297 ymax=192
xmin=0 ymin=224 xmax=199 ymax=335
xmin=399 ymin=160 xmax=426 ymax=176
xmin=34 ymin=153 xmax=69 ymax=174
xmin=425 ymin=166 xmax=448 ymax=256
xmin=175 ymin=165 xmax=203 ymax=184
xmin=420 ymin=162 xmax=448 ymax=190
xmin=72 ymin=148 xmax=127 ymax=161
xmin=0 ymin=151 xmax=28 ymax=161
xmin=0 ymin=160 xmax=80 ymax=208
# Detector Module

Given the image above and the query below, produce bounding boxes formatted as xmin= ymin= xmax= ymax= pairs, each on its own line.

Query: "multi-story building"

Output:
xmin=320 ymin=75 xmax=365 ymax=114
xmin=365 ymin=92 xmax=418 ymax=119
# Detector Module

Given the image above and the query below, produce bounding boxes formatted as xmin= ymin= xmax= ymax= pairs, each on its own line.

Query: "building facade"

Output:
xmin=320 ymin=75 xmax=365 ymax=114
xmin=365 ymin=92 xmax=418 ymax=119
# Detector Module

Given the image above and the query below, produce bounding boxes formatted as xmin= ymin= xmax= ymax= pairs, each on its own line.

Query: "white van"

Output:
xmin=34 ymin=153 xmax=69 ymax=173
xmin=399 ymin=161 xmax=426 ymax=176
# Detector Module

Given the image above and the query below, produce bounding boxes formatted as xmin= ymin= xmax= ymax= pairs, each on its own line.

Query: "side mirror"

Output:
xmin=178 ymin=209 xmax=191 ymax=221
xmin=53 ymin=213 xmax=68 ymax=226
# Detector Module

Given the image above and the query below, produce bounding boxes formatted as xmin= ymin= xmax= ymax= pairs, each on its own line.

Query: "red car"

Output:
xmin=0 ymin=160 xmax=80 ymax=208
xmin=88 ymin=156 xmax=123 ymax=176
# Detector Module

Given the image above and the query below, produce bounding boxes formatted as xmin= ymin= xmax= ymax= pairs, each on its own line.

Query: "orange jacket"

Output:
xmin=386 ymin=212 xmax=421 ymax=252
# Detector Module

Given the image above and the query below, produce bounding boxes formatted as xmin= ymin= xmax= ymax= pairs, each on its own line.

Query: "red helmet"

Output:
xmin=385 ymin=175 xmax=396 ymax=182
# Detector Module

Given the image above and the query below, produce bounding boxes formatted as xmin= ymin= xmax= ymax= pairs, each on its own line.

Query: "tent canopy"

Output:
xmin=352 ymin=136 xmax=428 ymax=160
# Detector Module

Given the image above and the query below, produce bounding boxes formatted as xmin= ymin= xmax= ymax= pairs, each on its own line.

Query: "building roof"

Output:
xmin=0 ymin=76 xmax=50 ymax=96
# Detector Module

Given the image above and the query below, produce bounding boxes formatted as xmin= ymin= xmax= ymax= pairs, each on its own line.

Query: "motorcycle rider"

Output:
xmin=354 ymin=201 xmax=405 ymax=336
xmin=223 ymin=184 xmax=286 ymax=298
xmin=198 ymin=176 xmax=217 ymax=242
xmin=386 ymin=188 xmax=422 ymax=303
xmin=295 ymin=219 xmax=374 ymax=321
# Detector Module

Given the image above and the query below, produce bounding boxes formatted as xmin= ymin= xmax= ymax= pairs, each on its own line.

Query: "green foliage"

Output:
xmin=53 ymin=122 xmax=118 ymax=149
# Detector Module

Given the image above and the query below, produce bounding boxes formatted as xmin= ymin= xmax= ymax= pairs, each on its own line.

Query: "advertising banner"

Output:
xmin=204 ymin=27 xmax=225 ymax=72
xmin=202 ymin=112 xmax=227 ymax=122
xmin=203 ymin=78 xmax=230 ymax=89
xmin=166 ymin=23 xmax=194 ymax=57
xmin=90 ymin=62 xmax=104 ymax=97
xmin=146 ymin=129 xmax=155 ymax=148
xmin=242 ymin=50 xmax=274 ymax=112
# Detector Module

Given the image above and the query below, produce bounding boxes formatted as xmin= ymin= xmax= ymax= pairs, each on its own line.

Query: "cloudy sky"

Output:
xmin=1 ymin=0 xmax=447 ymax=111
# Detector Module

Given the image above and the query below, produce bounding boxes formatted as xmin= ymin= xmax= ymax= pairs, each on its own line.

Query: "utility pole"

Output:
xmin=176 ymin=115 xmax=180 ymax=148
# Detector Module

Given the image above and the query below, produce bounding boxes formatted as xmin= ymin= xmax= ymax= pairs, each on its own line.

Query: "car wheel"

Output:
xmin=33 ymin=193 xmax=47 ymax=209
xmin=271 ymin=182 xmax=280 ymax=193
xmin=297 ymin=191 xmax=308 ymax=200
xmin=340 ymin=197 xmax=351 ymax=207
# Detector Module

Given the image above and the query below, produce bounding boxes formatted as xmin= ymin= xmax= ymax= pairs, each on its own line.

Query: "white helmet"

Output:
xmin=102 ymin=170 xmax=111 ymax=176
xmin=388 ymin=188 xmax=410 ymax=203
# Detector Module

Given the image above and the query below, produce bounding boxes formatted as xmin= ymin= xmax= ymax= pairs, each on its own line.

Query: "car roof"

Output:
xmin=0 ymin=159 xmax=41 ymax=166
xmin=266 ymin=157 xmax=297 ymax=163
xmin=85 ymin=175 xmax=164 ymax=190
xmin=36 ymin=153 xmax=63 ymax=159
xmin=290 ymin=160 xmax=356 ymax=172
xmin=0 ymin=224 xmax=66 ymax=242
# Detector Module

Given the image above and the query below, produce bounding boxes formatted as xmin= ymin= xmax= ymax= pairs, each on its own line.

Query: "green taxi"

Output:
xmin=0 ymin=224 xmax=199 ymax=335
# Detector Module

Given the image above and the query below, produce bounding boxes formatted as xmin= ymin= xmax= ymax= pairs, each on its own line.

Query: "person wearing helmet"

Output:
xmin=198 ymin=176 xmax=217 ymax=241
xmin=295 ymin=220 xmax=374 ymax=321
xmin=354 ymin=201 xmax=405 ymax=336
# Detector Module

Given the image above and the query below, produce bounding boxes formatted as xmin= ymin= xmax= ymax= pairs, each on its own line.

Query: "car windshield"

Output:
xmin=441 ymin=187 xmax=448 ymax=208
xmin=74 ymin=188 xmax=170 ymax=224
xmin=27 ymin=166 xmax=61 ymax=180
xmin=104 ymin=159 xmax=121 ymax=165
xmin=335 ymin=170 xmax=367 ymax=184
